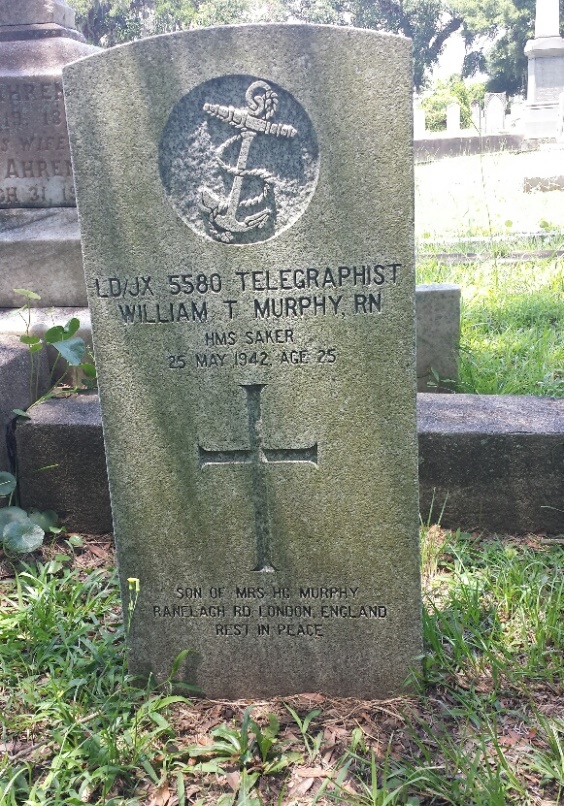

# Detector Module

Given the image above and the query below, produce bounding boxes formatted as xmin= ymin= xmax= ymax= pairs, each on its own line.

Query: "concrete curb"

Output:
xmin=14 ymin=392 xmax=564 ymax=536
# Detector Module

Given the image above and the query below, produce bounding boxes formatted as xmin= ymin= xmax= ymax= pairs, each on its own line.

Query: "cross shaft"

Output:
xmin=199 ymin=384 xmax=318 ymax=571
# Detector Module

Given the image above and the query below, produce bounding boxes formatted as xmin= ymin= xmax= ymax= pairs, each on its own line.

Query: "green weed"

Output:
xmin=417 ymin=255 xmax=564 ymax=396
xmin=1 ymin=531 xmax=562 ymax=804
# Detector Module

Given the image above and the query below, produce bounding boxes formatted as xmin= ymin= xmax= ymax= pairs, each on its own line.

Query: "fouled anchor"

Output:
xmin=200 ymin=80 xmax=297 ymax=241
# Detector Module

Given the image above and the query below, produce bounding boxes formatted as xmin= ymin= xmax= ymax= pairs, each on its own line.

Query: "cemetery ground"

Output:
xmin=1 ymin=148 xmax=563 ymax=805
xmin=0 ymin=527 xmax=562 ymax=805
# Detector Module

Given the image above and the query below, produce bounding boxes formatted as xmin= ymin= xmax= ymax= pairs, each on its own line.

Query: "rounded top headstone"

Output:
xmin=0 ymin=0 xmax=76 ymax=30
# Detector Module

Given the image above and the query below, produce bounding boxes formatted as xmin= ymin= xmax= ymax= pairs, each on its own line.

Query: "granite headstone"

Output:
xmin=64 ymin=24 xmax=422 ymax=699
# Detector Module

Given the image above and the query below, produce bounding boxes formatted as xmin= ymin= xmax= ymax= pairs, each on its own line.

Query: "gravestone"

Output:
xmin=63 ymin=24 xmax=422 ymax=699
xmin=470 ymin=100 xmax=482 ymax=132
xmin=0 ymin=0 xmax=97 ymax=307
xmin=484 ymin=93 xmax=506 ymax=133
xmin=413 ymin=101 xmax=426 ymax=138
xmin=446 ymin=102 xmax=461 ymax=134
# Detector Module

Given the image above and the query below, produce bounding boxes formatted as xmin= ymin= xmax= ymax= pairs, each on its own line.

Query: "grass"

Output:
xmin=1 ymin=530 xmax=562 ymax=804
xmin=416 ymin=253 xmax=564 ymax=396
xmin=414 ymin=150 xmax=564 ymax=397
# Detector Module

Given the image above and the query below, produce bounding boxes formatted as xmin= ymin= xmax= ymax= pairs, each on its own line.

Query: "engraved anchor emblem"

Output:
xmin=200 ymin=80 xmax=298 ymax=242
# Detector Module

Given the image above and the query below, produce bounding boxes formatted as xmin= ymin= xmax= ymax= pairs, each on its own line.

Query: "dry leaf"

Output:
xmin=88 ymin=544 xmax=108 ymax=559
xmin=498 ymin=731 xmax=521 ymax=748
xmin=296 ymin=767 xmax=328 ymax=778
xmin=147 ymin=783 xmax=171 ymax=806
xmin=226 ymin=771 xmax=241 ymax=792
xmin=294 ymin=777 xmax=315 ymax=795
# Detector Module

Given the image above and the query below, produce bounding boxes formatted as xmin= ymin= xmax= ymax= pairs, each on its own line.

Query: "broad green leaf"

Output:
xmin=80 ymin=362 xmax=97 ymax=378
xmin=193 ymin=760 xmax=226 ymax=774
xmin=3 ymin=519 xmax=45 ymax=553
xmin=20 ymin=335 xmax=41 ymax=345
xmin=29 ymin=343 xmax=43 ymax=354
xmin=12 ymin=409 xmax=31 ymax=419
xmin=45 ymin=559 xmax=65 ymax=574
xmin=13 ymin=288 xmax=41 ymax=300
xmin=0 ymin=472 xmax=16 ymax=497
xmin=28 ymin=509 xmax=59 ymax=532
xmin=0 ymin=506 xmax=27 ymax=531
xmin=44 ymin=325 xmax=65 ymax=344
xmin=170 ymin=648 xmax=192 ymax=678
xmin=64 ymin=318 xmax=80 ymax=337
xmin=51 ymin=337 xmax=86 ymax=366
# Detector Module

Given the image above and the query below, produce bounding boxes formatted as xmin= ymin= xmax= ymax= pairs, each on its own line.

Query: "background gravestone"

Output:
xmin=446 ymin=102 xmax=461 ymax=134
xmin=484 ymin=93 xmax=507 ymax=134
xmin=64 ymin=24 xmax=422 ymax=699
xmin=0 ymin=0 xmax=97 ymax=307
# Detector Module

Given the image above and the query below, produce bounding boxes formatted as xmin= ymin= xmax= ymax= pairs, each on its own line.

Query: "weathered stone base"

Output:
xmin=0 ymin=209 xmax=85 ymax=307
xmin=414 ymin=134 xmax=526 ymax=163
xmin=15 ymin=392 xmax=111 ymax=533
xmin=0 ymin=335 xmax=49 ymax=471
xmin=14 ymin=392 xmax=564 ymax=535
xmin=418 ymin=394 xmax=564 ymax=534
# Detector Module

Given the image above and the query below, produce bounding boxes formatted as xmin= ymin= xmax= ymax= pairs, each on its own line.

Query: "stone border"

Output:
xmin=12 ymin=391 xmax=564 ymax=536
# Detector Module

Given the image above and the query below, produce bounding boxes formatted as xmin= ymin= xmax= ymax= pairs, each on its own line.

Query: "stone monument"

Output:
xmin=64 ymin=24 xmax=422 ymax=699
xmin=0 ymin=0 xmax=97 ymax=307
xmin=525 ymin=0 xmax=564 ymax=137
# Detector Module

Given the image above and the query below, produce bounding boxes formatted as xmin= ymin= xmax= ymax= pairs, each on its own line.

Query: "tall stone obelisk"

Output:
xmin=525 ymin=0 xmax=564 ymax=137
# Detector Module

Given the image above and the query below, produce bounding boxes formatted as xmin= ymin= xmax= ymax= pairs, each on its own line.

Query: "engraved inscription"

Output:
xmin=0 ymin=79 xmax=75 ymax=208
xmin=199 ymin=384 xmax=318 ymax=572
xmin=151 ymin=582 xmax=388 ymax=639
xmin=159 ymin=75 xmax=319 ymax=244
xmin=93 ymin=261 xmax=402 ymax=331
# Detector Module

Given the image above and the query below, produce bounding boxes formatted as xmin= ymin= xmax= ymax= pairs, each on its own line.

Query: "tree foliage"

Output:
xmin=68 ymin=0 xmax=468 ymax=89
xmin=67 ymin=0 xmax=248 ymax=45
xmin=421 ymin=74 xmax=486 ymax=130
xmin=67 ymin=0 xmax=564 ymax=93
xmin=459 ymin=0 xmax=564 ymax=95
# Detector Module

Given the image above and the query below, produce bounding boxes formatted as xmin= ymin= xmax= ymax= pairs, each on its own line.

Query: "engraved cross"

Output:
xmin=198 ymin=384 xmax=318 ymax=572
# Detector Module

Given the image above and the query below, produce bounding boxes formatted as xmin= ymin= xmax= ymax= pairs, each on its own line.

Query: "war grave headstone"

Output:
xmin=63 ymin=24 xmax=422 ymax=698
xmin=0 ymin=0 xmax=97 ymax=307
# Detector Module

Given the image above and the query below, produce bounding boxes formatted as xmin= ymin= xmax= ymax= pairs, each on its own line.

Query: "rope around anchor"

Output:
xmin=215 ymin=134 xmax=274 ymax=209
